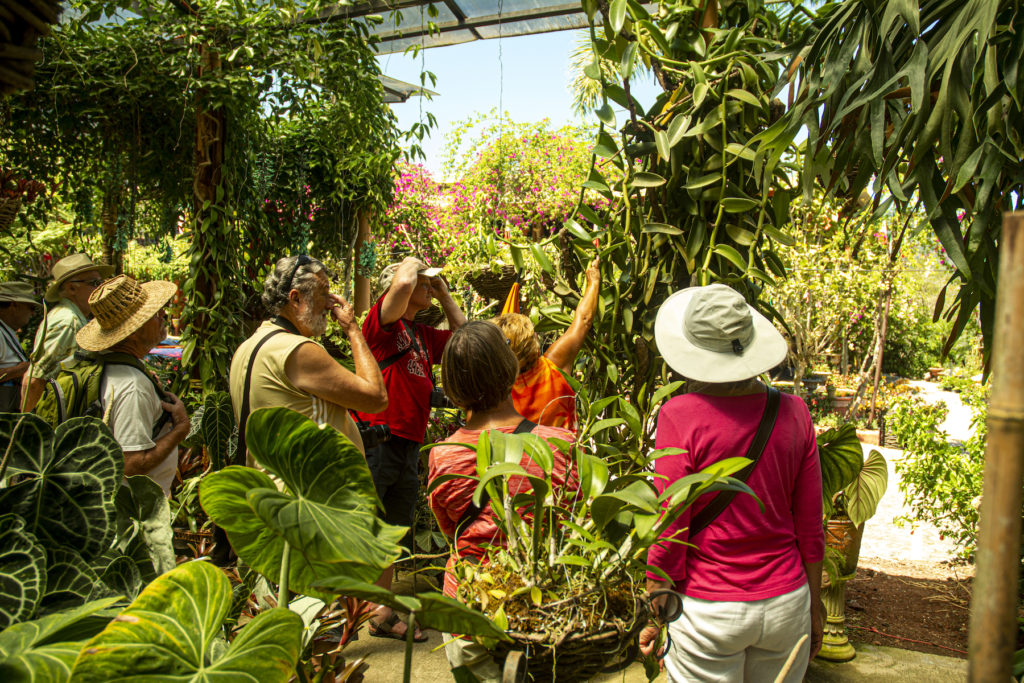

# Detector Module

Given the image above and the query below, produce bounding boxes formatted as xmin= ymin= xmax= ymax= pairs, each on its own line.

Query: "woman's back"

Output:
xmin=649 ymin=390 xmax=823 ymax=601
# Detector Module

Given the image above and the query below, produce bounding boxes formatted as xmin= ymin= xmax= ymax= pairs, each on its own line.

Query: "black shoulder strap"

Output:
xmin=454 ymin=419 xmax=538 ymax=540
xmin=236 ymin=328 xmax=287 ymax=465
xmin=688 ymin=386 xmax=781 ymax=538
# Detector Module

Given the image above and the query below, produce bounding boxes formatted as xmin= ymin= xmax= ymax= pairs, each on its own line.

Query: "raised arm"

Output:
xmin=545 ymin=258 xmax=601 ymax=373
xmin=379 ymin=257 xmax=426 ymax=326
xmin=431 ymin=275 xmax=467 ymax=332
xmin=286 ymin=296 xmax=388 ymax=413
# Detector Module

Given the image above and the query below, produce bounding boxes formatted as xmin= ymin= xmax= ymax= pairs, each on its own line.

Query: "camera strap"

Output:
xmin=377 ymin=319 xmax=435 ymax=387
xmin=687 ymin=386 xmax=780 ymax=538
xmin=236 ymin=326 xmax=287 ymax=466
xmin=454 ymin=419 xmax=538 ymax=541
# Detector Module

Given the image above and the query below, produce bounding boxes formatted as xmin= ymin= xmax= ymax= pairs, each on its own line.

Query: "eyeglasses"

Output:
xmin=70 ymin=278 xmax=103 ymax=287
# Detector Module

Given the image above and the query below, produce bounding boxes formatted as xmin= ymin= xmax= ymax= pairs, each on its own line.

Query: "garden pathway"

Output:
xmin=858 ymin=379 xmax=974 ymax=566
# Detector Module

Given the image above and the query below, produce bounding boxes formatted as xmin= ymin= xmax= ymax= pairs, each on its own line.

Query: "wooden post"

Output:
xmin=968 ymin=211 xmax=1024 ymax=682
xmin=353 ymin=209 xmax=372 ymax=316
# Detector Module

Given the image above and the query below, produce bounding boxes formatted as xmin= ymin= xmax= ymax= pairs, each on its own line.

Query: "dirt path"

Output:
xmin=847 ymin=379 xmax=977 ymax=658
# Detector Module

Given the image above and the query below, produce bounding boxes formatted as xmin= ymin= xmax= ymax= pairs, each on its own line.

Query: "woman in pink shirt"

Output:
xmin=640 ymin=284 xmax=824 ymax=683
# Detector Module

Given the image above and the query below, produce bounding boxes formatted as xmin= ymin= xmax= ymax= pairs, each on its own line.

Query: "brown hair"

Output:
xmin=493 ymin=313 xmax=540 ymax=371
xmin=441 ymin=321 xmax=519 ymax=413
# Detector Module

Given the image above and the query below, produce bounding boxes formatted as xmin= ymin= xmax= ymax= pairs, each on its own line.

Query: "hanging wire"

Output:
xmin=497 ymin=0 xmax=506 ymax=239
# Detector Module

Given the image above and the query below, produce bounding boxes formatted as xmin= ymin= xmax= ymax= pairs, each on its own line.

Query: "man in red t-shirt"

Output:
xmin=356 ymin=256 xmax=466 ymax=640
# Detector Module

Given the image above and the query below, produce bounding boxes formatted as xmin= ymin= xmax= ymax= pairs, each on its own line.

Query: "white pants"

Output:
xmin=443 ymin=633 xmax=501 ymax=683
xmin=665 ymin=584 xmax=811 ymax=683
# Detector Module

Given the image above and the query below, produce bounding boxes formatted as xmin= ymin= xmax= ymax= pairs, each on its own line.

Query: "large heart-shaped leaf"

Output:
xmin=72 ymin=561 xmax=302 ymax=682
xmin=0 ymin=514 xmax=46 ymax=629
xmin=38 ymin=549 xmax=104 ymax=616
xmin=0 ymin=414 xmax=121 ymax=561
xmin=201 ymin=408 xmax=405 ymax=597
xmin=816 ymin=424 xmax=864 ymax=511
xmin=0 ymin=598 xmax=119 ymax=683
xmin=315 ymin=576 xmax=510 ymax=641
xmin=115 ymin=475 xmax=175 ymax=577
xmin=844 ymin=449 xmax=889 ymax=527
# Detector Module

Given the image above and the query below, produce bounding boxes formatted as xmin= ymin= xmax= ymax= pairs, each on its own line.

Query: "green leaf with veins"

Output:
xmin=72 ymin=561 xmax=302 ymax=682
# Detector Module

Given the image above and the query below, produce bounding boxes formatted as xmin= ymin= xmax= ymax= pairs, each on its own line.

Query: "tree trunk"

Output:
xmin=869 ymin=284 xmax=893 ymax=425
xmin=100 ymin=187 xmax=123 ymax=274
xmin=185 ymin=44 xmax=225 ymax=390
xmin=354 ymin=209 xmax=372 ymax=316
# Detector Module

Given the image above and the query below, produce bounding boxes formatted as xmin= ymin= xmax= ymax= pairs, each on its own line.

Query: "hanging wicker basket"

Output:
xmin=489 ymin=600 xmax=649 ymax=682
xmin=414 ymin=304 xmax=445 ymax=327
xmin=0 ymin=197 xmax=22 ymax=232
xmin=466 ymin=265 xmax=518 ymax=301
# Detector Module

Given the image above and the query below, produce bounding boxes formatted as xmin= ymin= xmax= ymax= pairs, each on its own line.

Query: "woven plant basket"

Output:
xmin=0 ymin=197 xmax=22 ymax=232
xmin=489 ymin=600 xmax=649 ymax=682
xmin=466 ymin=265 xmax=518 ymax=301
xmin=414 ymin=304 xmax=445 ymax=327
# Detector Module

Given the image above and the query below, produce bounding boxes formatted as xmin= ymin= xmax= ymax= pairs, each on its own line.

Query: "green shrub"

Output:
xmin=888 ymin=395 xmax=987 ymax=559
xmin=882 ymin=300 xmax=944 ymax=378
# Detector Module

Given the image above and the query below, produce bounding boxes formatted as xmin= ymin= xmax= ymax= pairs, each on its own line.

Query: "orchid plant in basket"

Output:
xmin=427 ymin=424 xmax=759 ymax=669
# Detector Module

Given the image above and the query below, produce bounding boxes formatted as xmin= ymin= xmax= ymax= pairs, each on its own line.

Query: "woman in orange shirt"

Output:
xmin=494 ymin=258 xmax=600 ymax=431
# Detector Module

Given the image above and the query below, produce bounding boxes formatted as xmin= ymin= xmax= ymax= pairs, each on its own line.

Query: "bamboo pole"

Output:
xmin=968 ymin=211 xmax=1024 ymax=682
xmin=354 ymin=210 xmax=372 ymax=316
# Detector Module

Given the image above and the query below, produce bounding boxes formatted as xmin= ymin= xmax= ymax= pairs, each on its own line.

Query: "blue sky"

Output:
xmin=376 ymin=31 xmax=662 ymax=177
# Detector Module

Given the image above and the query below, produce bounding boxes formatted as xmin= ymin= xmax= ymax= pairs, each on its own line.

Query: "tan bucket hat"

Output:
xmin=45 ymin=253 xmax=115 ymax=303
xmin=654 ymin=283 xmax=788 ymax=383
xmin=378 ymin=260 xmax=442 ymax=291
xmin=76 ymin=275 xmax=177 ymax=352
xmin=0 ymin=281 xmax=40 ymax=305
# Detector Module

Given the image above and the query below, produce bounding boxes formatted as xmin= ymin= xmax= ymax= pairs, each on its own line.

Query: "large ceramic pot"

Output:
xmin=818 ymin=516 xmax=864 ymax=662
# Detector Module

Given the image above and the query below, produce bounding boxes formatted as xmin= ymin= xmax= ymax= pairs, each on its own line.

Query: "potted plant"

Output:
xmin=418 ymin=426 xmax=757 ymax=680
xmin=815 ymin=423 xmax=889 ymax=661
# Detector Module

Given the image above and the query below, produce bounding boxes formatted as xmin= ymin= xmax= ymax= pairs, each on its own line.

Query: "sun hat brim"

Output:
xmin=0 ymin=293 xmax=40 ymax=305
xmin=654 ymin=287 xmax=788 ymax=383
xmin=76 ymin=281 xmax=177 ymax=352
xmin=45 ymin=263 xmax=116 ymax=303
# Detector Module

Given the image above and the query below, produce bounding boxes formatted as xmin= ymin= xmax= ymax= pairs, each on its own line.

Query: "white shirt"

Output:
xmin=0 ymin=319 xmax=27 ymax=372
xmin=101 ymin=364 xmax=177 ymax=496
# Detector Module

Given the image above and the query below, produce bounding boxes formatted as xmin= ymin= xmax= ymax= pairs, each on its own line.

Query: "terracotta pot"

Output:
xmin=825 ymin=515 xmax=864 ymax=577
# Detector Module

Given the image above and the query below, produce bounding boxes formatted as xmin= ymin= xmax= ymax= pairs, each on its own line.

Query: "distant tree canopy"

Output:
xmin=1 ymin=0 xmax=404 ymax=391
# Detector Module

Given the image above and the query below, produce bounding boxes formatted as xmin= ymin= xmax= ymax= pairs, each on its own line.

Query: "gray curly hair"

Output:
xmin=262 ymin=255 xmax=332 ymax=315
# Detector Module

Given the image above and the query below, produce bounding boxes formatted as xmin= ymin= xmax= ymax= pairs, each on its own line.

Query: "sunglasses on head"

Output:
xmin=284 ymin=255 xmax=313 ymax=294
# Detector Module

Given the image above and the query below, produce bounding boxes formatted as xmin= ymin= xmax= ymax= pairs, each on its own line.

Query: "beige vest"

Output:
xmin=229 ymin=321 xmax=364 ymax=469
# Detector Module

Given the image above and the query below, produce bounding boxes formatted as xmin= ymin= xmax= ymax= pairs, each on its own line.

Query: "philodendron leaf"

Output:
xmin=0 ymin=598 xmax=119 ymax=683
xmin=72 ymin=561 xmax=303 ymax=682
xmin=201 ymin=408 xmax=405 ymax=597
xmin=202 ymin=391 xmax=234 ymax=471
xmin=38 ymin=549 xmax=104 ymax=616
xmin=817 ymin=424 xmax=864 ymax=510
xmin=844 ymin=449 xmax=888 ymax=527
xmin=315 ymin=576 xmax=510 ymax=641
xmin=0 ymin=514 xmax=46 ymax=629
xmin=118 ymin=475 xmax=175 ymax=577
xmin=0 ymin=414 xmax=121 ymax=562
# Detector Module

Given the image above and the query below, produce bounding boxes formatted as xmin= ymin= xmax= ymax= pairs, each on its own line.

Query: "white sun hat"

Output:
xmin=654 ymin=283 xmax=788 ymax=383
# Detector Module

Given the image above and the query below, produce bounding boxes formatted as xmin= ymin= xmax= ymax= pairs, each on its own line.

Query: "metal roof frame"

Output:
xmin=308 ymin=0 xmax=592 ymax=54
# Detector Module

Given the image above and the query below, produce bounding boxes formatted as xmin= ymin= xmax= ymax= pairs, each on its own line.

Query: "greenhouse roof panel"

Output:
xmin=309 ymin=0 xmax=592 ymax=54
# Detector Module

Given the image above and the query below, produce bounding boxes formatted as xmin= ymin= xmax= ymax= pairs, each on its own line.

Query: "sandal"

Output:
xmin=368 ymin=612 xmax=428 ymax=642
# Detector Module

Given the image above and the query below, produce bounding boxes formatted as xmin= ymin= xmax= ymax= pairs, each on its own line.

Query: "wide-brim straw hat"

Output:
xmin=0 ymin=281 xmax=40 ymax=305
xmin=76 ymin=275 xmax=177 ymax=352
xmin=378 ymin=261 xmax=442 ymax=292
xmin=654 ymin=283 xmax=788 ymax=383
xmin=45 ymin=253 xmax=115 ymax=303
